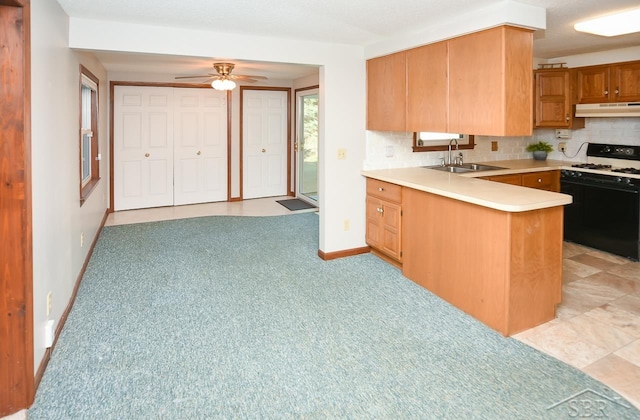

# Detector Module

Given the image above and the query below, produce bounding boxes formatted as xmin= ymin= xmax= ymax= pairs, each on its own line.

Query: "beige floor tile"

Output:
xmin=521 ymin=321 xmax=610 ymax=369
xmin=615 ymin=339 xmax=640 ymax=368
xmin=586 ymin=248 xmax=634 ymax=265
xmin=563 ymin=258 xmax=601 ymax=278
xmin=579 ymin=271 xmax=640 ymax=297
xmin=565 ymin=276 xmax=629 ymax=302
xmin=610 ymin=295 xmax=640 ymax=317
xmin=607 ymin=263 xmax=640 ymax=283
xmin=562 ymin=269 xmax=583 ymax=284
xmin=106 ymin=196 xmax=318 ymax=226
xmin=567 ymin=315 xmax=637 ymax=353
xmin=570 ymin=253 xmax=624 ymax=272
xmin=563 ymin=242 xmax=592 ymax=258
xmin=583 ymin=355 xmax=640 ymax=410
xmin=559 ymin=284 xmax=620 ymax=315
xmin=584 ymin=304 xmax=640 ymax=338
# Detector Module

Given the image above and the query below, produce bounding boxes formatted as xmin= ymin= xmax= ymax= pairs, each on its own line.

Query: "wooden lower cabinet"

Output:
xmin=366 ymin=179 xmax=402 ymax=263
xmin=483 ymin=170 xmax=560 ymax=192
xmin=401 ymin=187 xmax=563 ymax=336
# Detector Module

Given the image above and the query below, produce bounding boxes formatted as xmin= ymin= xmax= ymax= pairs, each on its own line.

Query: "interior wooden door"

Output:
xmin=113 ymin=86 xmax=175 ymax=211
xmin=0 ymin=1 xmax=34 ymax=415
xmin=173 ymin=88 xmax=228 ymax=205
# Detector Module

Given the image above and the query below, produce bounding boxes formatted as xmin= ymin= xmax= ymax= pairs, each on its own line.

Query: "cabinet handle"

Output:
xmin=615 ymin=87 xmax=620 ymax=96
xmin=565 ymin=114 xmax=570 ymax=121
xmin=605 ymin=89 xmax=609 ymax=96
xmin=145 ymin=153 xmax=150 ymax=158
xmin=378 ymin=187 xmax=384 ymax=192
xmin=196 ymin=150 xmax=201 ymax=155
xmin=377 ymin=207 xmax=384 ymax=214
xmin=537 ymin=178 xmax=542 ymax=183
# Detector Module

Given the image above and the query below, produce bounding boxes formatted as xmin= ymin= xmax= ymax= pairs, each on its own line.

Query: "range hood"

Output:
xmin=575 ymin=102 xmax=640 ymax=117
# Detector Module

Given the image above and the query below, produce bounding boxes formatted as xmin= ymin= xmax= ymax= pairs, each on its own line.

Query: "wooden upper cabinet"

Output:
xmin=366 ymin=51 xmax=406 ymax=131
xmin=577 ymin=66 xmax=610 ymax=103
xmin=577 ymin=61 xmax=640 ymax=103
xmin=613 ymin=61 xmax=640 ymax=102
xmin=534 ymin=69 xmax=584 ymax=129
xmin=448 ymin=26 xmax=533 ymax=137
xmin=406 ymin=42 xmax=448 ymax=133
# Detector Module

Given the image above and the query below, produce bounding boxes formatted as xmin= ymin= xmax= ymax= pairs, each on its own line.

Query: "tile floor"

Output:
xmin=107 ymin=200 xmax=640 ymax=409
xmin=514 ymin=242 xmax=640 ymax=409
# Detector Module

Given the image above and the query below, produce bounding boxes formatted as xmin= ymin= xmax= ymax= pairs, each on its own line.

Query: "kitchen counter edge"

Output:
xmin=361 ymin=159 xmax=572 ymax=213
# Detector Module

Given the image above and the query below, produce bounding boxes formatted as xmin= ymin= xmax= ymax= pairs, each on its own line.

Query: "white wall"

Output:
xmin=31 ymin=0 xmax=109 ymax=368
xmin=69 ymin=19 xmax=366 ymax=255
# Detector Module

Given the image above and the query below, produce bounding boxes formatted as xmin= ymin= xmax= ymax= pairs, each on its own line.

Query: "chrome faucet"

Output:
xmin=448 ymin=138 xmax=459 ymax=165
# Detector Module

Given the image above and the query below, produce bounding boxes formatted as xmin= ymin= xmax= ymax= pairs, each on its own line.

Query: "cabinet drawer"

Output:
xmin=485 ymin=174 xmax=522 ymax=186
xmin=367 ymin=179 xmax=402 ymax=203
xmin=522 ymin=171 xmax=554 ymax=189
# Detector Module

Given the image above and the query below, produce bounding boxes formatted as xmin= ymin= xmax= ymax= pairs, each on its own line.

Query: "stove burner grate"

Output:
xmin=571 ymin=163 xmax=612 ymax=170
xmin=611 ymin=167 xmax=640 ymax=175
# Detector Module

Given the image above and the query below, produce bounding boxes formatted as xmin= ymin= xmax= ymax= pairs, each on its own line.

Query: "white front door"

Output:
xmin=113 ymin=86 xmax=174 ymax=211
xmin=242 ymin=89 xmax=289 ymax=199
xmin=173 ymin=88 xmax=228 ymax=205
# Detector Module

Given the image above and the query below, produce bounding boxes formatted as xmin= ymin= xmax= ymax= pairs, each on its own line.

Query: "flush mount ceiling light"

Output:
xmin=574 ymin=8 xmax=640 ymax=37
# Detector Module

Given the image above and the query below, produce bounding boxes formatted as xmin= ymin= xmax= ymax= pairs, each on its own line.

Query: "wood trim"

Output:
xmin=292 ymin=85 xmax=320 ymax=196
xmin=226 ymin=90 xmax=232 ymax=201
xmin=238 ymin=86 xmax=292 ymax=201
xmin=34 ymin=209 xmax=109 ymax=392
xmin=0 ymin=0 xmax=34 ymax=415
xmin=318 ymin=246 xmax=371 ymax=261
xmin=108 ymin=81 xmax=230 ymax=213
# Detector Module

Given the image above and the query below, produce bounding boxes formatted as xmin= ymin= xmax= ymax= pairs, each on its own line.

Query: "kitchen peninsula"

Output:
xmin=362 ymin=160 xmax=572 ymax=336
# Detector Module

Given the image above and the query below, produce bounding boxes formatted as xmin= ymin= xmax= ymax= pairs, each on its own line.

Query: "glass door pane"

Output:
xmin=297 ymin=89 xmax=319 ymax=203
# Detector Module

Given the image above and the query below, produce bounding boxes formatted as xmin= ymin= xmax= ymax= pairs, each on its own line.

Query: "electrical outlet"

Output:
xmin=80 ymin=232 xmax=84 ymax=247
xmin=491 ymin=141 xmax=498 ymax=152
xmin=343 ymin=219 xmax=350 ymax=231
xmin=337 ymin=148 xmax=347 ymax=160
xmin=558 ymin=142 xmax=567 ymax=152
xmin=46 ymin=291 xmax=52 ymax=316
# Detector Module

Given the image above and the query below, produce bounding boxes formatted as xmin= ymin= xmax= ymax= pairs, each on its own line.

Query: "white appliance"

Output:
xmin=575 ymin=102 xmax=640 ymax=117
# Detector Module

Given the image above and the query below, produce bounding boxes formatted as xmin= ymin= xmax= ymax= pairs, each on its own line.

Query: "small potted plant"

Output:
xmin=526 ymin=141 xmax=554 ymax=160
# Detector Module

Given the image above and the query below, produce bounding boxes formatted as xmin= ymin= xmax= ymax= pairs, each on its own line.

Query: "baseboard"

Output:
xmin=34 ymin=209 xmax=109 ymax=392
xmin=317 ymin=246 xmax=370 ymax=261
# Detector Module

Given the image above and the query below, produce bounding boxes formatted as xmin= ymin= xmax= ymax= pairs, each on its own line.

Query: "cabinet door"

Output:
xmin=534 ymin=70 xmax=570 ymax=128
xmin=448 ymin=26 xmax=533 ymax=136
xmin=406 ymin=42 xmax=448 ymax=132
xmin=577 ymin=66 xmax=610 ymax=103
xmin=367 ymin=52 xmax=406 ymax=131
xmin=366 ymin=196 xmax=402 ymax=262
xmin=485 ymin=174 xmax=522 ymax=186
xmin=522 ymin=171 xmax=559 ymax=192
xmin=612 ymin=62 xmax=640 ymax=102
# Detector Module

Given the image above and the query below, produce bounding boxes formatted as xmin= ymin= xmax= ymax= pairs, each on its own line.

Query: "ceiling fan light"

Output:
xmin=211 ymin=78 xmax=236 ymax=91
xmin=574 ymin=8 xmax=640 ymax=37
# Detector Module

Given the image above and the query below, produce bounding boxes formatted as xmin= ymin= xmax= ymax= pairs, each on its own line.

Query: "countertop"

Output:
xmin=361 ymin=159 xmax=573 ymax=212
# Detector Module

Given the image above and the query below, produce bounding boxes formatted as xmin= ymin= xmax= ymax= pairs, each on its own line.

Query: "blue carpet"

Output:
xmin=30 ymin=214 xmax=640 ymax=419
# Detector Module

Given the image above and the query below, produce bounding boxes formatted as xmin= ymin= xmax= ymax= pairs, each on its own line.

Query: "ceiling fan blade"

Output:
xmin=174 ymin=74 xmax=215 ymax=80
xmin=231 ymin=74 xmax=268 ymax=80
xmin=230 ymin=74 xmax=267 ymax=83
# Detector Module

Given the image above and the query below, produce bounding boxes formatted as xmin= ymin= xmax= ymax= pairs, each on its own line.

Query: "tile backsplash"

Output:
xmin=363 ymin=118 xmax=640 ymax=170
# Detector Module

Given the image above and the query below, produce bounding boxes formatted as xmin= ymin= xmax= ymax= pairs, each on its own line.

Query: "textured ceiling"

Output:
xmin=56 ymin=0 xmax=640 ymax=79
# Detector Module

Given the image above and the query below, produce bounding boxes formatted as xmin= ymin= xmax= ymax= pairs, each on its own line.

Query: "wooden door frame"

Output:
xmin=239 ymin=86 xmax=292 ymax=199
xmin=0 ymin=0 xmax=34 ymax=415
xmin=109 ymin=82 xmax=232 ymax=212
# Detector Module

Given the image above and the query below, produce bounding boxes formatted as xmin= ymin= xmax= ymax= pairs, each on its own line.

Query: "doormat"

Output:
xmin=276 ymin=199 xmax=317 ymax=211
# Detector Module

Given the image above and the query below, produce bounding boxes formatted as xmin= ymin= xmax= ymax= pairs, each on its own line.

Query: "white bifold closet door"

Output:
xmin=173 ymin=89 xmax=227 ymax=206
xmin=114 ymin=86 xmax=227 ymax=211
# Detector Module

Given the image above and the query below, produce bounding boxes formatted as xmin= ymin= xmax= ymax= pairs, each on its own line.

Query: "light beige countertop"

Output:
xmin=361 ymin=159 xmax=573 ymax=212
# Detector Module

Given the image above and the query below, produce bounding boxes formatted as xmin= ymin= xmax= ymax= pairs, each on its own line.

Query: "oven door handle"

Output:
xmin=561 ymin=179 xmax=639 ymax=194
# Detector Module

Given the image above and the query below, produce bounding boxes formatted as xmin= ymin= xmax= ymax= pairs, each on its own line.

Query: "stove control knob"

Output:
xmin=576 ymin=172 xmax=582 ymax=177
xmin=625 ymin=178 xmax=632 ymax=184
xmin=603 ymin=146 xmax=611 ymax=153
xmin=616 ymin=177 xmax=623 ymax=183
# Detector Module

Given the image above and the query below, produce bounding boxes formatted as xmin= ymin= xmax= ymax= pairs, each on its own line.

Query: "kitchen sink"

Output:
xmin=426 ymin=163 xmax=505 ymax=173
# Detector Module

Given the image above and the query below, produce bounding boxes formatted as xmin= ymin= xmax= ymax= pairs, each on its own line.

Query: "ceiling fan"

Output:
xmin=175 ymin=62 xmax=267 ymax=90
